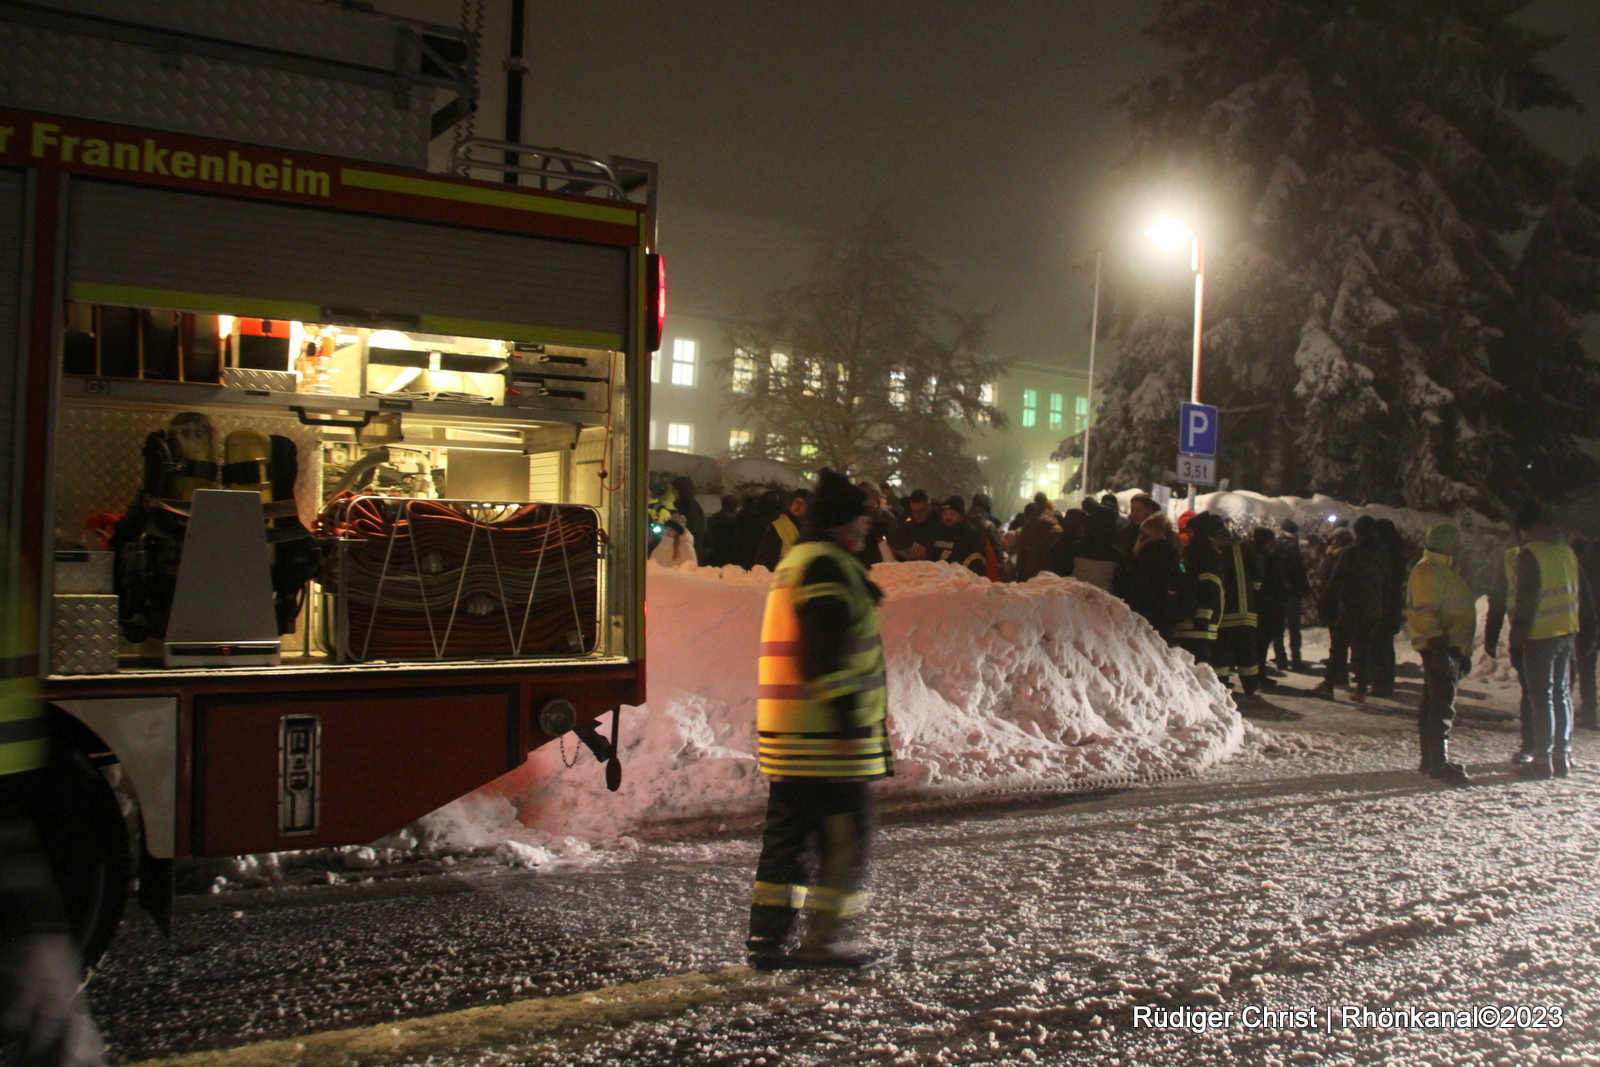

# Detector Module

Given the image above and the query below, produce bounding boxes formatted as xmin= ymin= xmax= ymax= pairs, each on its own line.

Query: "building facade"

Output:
xmin=649 ymin=313 xmax=1092 ymax=515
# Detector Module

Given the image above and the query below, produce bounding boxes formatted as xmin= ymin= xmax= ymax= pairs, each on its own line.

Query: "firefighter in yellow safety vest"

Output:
xmin=1405 ymin=524 xmax=1476 ymax=784
xmin=747 ymin=469 xmax=892 ymax=970
xmin=0 ymin=537 xmax=104 ymax=1066
xmin=1508 ymin=502 xmax=1591 ymax=779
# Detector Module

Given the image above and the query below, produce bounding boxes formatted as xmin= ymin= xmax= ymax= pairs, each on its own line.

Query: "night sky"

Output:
xmin=384 ymin=0 xmax=1600 ymax=369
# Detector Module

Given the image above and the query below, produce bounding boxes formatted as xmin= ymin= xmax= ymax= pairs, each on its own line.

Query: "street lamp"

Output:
xmin=1145 ymin=204 xmax=1205 ymax=510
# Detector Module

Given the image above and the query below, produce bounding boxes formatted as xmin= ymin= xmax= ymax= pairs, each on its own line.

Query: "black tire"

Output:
xmin=0 ymin=739 xmax=131 ymax=968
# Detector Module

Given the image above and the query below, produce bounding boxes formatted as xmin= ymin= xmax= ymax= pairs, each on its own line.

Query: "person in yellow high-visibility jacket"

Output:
xmin=1406 ymin=524 xmax=1476 ymax=784
xmin=747 ymin=469 xmax=891 ymax=971
xmin=1509 ymin=502 xmax=1591 ymax=779
xmin=0 ymin=537 xmax=104 ymax=1066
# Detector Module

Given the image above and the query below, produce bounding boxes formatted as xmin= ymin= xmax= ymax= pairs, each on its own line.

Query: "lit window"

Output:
xmin=671 ymin=338 xmax=697 ymax=386
xmin=890 ymin=369 xmax=908 ymax=409
xmin=729 ymin=428 xmax=751 ymax=454
xmin=1020 ymin=479 xmax=1033 ymax=500
xmin=1046 ymin=462 xmax=1060 ymax=491
xmin=804 ymin=360 xmax=823 ymax=394
xmin=800 ymin=441 xmax=818 ymax=460
xmin=1022 ymin=388 xmax=1037 ymax=429
xmin=1074 ymin=396 xmax=1088 ymax=416
xmin=980 ymin=382 xmax=995 ymax=404
xmin=1049 ymin=393 xmax=1064 ymax=430
xmin=771 ymin=352 xmax=790 ymax=376
xmin=649 ymin=419 xmax=657 ymax=448
xmin=732 ymin=350 xmax=756 ymax=393
xmin=650 ymin=351 xmax=660 ymax=384
xmin=666 ymin=422 xmax=692 ymax=452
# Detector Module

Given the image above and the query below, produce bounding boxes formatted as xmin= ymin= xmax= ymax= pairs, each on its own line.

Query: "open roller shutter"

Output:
xmin=64 ymin=180 xmax=629 ymax=349
xmin=0 ymin=168 xmax=25 ymax=536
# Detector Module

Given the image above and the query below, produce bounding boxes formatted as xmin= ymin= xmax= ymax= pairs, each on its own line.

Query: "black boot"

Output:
xmin=1517 ymin=756 xmax=1554 ymax=781
xmin=746 ymin=904 xmax=799 ymax=969
xmin=1553 ymin=749 xmax=1570 ymax=778
xmin=1434 ymin=740 xmax=1469 ymax=785
xmin=1418 ymin=730 xmax=1440 ymax=777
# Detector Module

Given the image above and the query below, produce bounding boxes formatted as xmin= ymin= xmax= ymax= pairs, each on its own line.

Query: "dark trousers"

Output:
xmin=1418 ymin=648 xmax=1461 ymax=756
xmin=1214 ymin=625 xmax=1260 ymax=693
xmin=1324 ymin=627 xmax=1376 ymax=689
xmin=1257 ymin=606 xmax=1284 ymax=675
xmin=1178 ymin=637 xmax=1212 ymax=666
xmin=748 ymin=781 xmax=874 ymax=949
xmin=1275 ymin=597 xmax=1303 ymax=665
xmin=1369 ymin=631 xmax=1398 ymax=692
xmin=1511 ymin=645 xmax=1533 ymax=753
xmin=1576 ymin=637 xmax=1598 ymax=728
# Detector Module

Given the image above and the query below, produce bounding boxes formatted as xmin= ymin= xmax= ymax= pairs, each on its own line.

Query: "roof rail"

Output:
xmin=451 ymin=139 xmax=625 ymax=200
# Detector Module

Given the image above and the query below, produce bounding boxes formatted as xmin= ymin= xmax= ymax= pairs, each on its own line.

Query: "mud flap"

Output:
xmin=574 ymin=708 xmax=623 ymax=792
xmin=138 ymin=846 xmax=174 ymax=937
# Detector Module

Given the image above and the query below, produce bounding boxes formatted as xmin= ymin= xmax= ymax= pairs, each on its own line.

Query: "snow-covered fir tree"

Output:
xmin=1063 ymin=0 xmax=1598 ymax=511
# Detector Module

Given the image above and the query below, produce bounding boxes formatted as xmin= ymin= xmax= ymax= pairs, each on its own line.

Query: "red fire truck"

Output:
xmin=0 ymin=10 xmax=656 ymax=963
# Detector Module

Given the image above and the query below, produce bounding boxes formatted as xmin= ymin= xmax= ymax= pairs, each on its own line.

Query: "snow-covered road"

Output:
xmin=94 ymin=661 xmax=1599 ymax=1066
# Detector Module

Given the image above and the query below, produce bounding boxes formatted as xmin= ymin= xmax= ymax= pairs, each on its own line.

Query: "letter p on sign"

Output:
xmin=1179 ymin=402 xmax=1218 ymax=457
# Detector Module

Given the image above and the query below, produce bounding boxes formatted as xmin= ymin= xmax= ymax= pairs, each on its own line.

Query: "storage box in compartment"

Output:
xmin=320 ymin=496 xmax=600 ymax=663
xmin=51 ymin=595 xmax=119 ymax=675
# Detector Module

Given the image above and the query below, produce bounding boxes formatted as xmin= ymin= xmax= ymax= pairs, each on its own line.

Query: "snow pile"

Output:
xmin=422 ymin=559 xmax=1244 ymax=846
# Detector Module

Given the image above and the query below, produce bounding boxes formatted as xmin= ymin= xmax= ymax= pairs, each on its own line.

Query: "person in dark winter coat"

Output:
xmin=671 ymin=476 xmax=706 ymax=547
xmin=932 ymin=496 xmax=987 ymax=575
xmin=1015 ymin=497 xmax=1062 ymax=581
xmin=1126 ymin=513 xmax=1183 ymax=643
xmin=854 ymin=481 xmax=897 ymax=568
xmin=1058 ymin=503 xmax=1122 ymax=592
xmin=966 ymin=494 xmax=1006 ymax=581
xmin=889 ymin=489 xmax=942 ymax=561
xmin=1312 ymin=516 xmax=1390 ymax=702
xmin=1366 ymin=517 xmax=1408 ymax=697
xmin=1252 ymin=527 xmax=1287 ymax=683
xmin=1115 ymin=494 xmax=1159 ymax=559
xmin=1275 ymin=520 xmax=1313 ymax=671
xmin=700 ymin=494 xmax=740 ymax=567
xmin=754 ymin=488 xmax=812 ymax=571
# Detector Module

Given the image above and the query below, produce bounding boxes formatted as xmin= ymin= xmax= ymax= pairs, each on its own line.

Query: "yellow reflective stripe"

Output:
xmin=339 ymin=167 xmax=640 ymax=227
xmin=759 ymin=737 xmax=889 ymax=754
xmin=751 ymin=881 xmax=808 ymax=908
xmin=758 ymin=759 xmax=888 ymax=778
xmin=805 ymin=887 xmax=870 ymax=917
xmin=70 ymin=281 xmax=318 ymax=321
xmin=791 ymin=581 xmax=850 ymax=604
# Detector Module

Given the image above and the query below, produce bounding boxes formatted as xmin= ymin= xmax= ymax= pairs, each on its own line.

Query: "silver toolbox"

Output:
xmin=53 ymin=550 xmax=113 ymax=594
xmin=51 ymin=594 xmax=119 ymax=675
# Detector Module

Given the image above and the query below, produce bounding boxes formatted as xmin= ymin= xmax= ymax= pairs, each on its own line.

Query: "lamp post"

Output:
xmin=1080 ymin=249 xmax=1101 ymax=498
xmin=1144 ymin=200 xmax=1204 ymax=511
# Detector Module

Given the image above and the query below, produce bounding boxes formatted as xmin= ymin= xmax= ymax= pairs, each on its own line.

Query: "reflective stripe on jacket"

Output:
xmin=757 ymin=540 xmax=890 ymax=780
xmin=1406 ymin=550 xmax=1475 ymax=653
xmin=1218 ymin=542 xmax=1259 ymax=630
xmin=772 ymin=514 xmax=799 ymax=563
xmin=1174 ymin=572 xmax=1224 ymax=641
xmin=1516 ymin=540 xmax=1581 ymax=641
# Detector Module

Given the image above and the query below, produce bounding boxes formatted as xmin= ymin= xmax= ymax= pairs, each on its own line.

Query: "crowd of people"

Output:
xmin=647 ymin=475 xmax=1600 ymax=753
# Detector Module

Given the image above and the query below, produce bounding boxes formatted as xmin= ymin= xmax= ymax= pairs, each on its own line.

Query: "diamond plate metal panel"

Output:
xmin=53 ymin=401 xmax=324 ymax=545
xmin=223 ymin=368 xmax=297 ymax=393
xmin=36 ymin=0 xmax=402 ymax=71
xmin=0 ymin=23 xmax=430 ymax=167
xmin=50 ymin=594 xmax=119 ymax=675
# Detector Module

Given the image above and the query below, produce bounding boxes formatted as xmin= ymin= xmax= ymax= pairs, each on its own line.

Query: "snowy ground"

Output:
xmin=88 ymin=636 xmax=1600 ymax=1066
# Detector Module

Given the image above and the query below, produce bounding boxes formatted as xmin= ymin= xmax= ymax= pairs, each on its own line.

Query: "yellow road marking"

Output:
xmin=124 ymin=967 xmax=771 ymax=1067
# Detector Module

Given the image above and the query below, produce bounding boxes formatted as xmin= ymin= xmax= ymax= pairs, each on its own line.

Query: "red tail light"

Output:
xmin=646 ymin=254 xmax=665 ymax=353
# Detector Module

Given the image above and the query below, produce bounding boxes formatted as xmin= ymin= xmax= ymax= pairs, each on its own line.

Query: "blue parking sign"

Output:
xmin=1179 ymin=402 xmax=1218 ymax=457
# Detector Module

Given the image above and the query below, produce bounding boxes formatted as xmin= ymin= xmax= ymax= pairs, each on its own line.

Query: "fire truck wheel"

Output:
xmin=3 ymin=738 xmax=132 ymax=969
